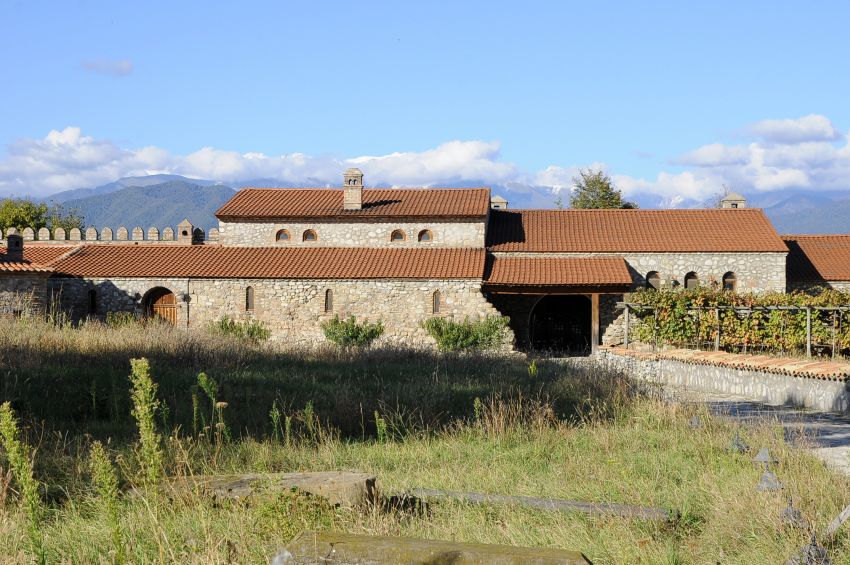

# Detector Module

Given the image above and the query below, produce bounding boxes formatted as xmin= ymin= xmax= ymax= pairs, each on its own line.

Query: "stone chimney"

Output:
xmin=343 ymin=168 xmax=364 ymax=210
xmin=720 ymin=192 xmax=747 ymax=209
xmin=177 ymin=219 xmax=194 ymax=244
xmin=490 ymin=195 xmax=508 ymax=210
xmin=5 ymin=233 xmax=24 ymax=261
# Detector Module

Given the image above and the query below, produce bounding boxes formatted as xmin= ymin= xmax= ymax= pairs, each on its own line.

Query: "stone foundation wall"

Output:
xmin=0 ymin=274 xmax=49 ymax=316
xmin=49 ymin=276 xmax=510 ymax=349
xmin=218 ymin=220 xmax=486 ymax=248
xmin=595 ymin=348 xmax=850 ymax=413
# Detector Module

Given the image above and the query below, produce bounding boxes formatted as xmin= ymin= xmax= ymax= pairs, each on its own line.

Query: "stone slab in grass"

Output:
xmin=278 ymin=530 xmax=590 ymax=564
xmin=169 ymin=471 xmax=380 ymax=507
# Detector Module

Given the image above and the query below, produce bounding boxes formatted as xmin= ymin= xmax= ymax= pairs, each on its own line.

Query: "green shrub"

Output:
xmin=105 ymin=311 xmax=138 ymax=328
xmin=421 ymin=315 xmax=509 ymax=352
xmin=88 ymin=441 xmax=124 ymax=564
xmin=208 ymin=315 xmax=271 ymax=342
xmin=629 ymin=287 xmax=850 ymax=355
xmin=321 ymin=315 xmax=384 ymax=348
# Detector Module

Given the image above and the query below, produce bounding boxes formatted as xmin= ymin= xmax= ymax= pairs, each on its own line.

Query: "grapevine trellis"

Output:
xmin=620 ymin=292 xmax=850 ymax=360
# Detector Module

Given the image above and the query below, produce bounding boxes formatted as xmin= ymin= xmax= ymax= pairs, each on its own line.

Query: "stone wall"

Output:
xmin=218 ymin=220 xmax=486 ymax=248
xmin=491 ymin=251 xmax=787 ymax=293
xmin=596 ymin=347 xmax=850 ymax=413
xmin=49 ymin=276 xmax=510 ymax=349
xmin=0 ymin=273 xmax=49 ymax=316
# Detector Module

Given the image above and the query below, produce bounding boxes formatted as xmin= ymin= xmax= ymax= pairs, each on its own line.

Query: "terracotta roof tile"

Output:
xmin=484 ymin=256 xmax=632 ymax=287
xmin=0 ymin=261 xmax=53 ymax=273
xmin=487 ymin=209 xmax=789 ymax=252
xmin=216 ymin=188 xmax=491 ymax=220
xmin=783 ymin=235 xmax=850 ymax=283
xmin=48 ymin=245 xmax=485 ymax=280
xmin=0 ymin=244 xmax=76 ymax=273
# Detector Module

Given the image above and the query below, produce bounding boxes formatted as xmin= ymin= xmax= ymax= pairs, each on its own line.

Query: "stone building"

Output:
xmin=0 ymin=168 xmax=845 ymax=353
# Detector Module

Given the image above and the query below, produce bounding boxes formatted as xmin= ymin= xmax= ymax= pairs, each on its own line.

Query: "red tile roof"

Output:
xmin=486 ymin=209 xmax=789 ymax=253
xmin=0 ymin=244 xmax=74 ymax=273
xmin=215 ymin=188 xmax=491 ymax=220
xmin=485 ymin=256 xmax=632 ymax=287
xmin=46 ymin=245 xmax=486 ymax=279
xmin=783 ymin=235 xmax=850 ymax=283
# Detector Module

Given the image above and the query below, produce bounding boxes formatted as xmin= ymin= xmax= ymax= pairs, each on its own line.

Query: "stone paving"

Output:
xmin=676 ymin=388 xmax=850 ymax=476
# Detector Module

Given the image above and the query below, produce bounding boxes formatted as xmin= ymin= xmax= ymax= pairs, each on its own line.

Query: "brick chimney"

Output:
xmin=343 ymin=168 xmax=364 ymax=210
xmin=5 ymin=233 xmax=23 ymax=261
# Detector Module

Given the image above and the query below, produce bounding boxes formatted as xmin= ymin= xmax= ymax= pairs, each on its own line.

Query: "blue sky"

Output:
xmin=1 ymin=1 xmax=849 ymax=204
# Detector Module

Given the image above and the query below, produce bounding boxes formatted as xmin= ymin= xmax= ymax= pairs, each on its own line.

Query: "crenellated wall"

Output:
xmin=0 ymin=224 xmax=219 ymax=244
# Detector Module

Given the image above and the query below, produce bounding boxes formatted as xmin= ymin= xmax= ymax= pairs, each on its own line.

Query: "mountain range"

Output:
xmin=42 ymin=175 xmax=850 ymax=235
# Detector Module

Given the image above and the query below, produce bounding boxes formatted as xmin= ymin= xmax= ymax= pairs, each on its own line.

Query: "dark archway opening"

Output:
xmin=143 ymin=287 xmax=177 ymax=326
xmin=529 ymin=295 xmax=592 ymax=355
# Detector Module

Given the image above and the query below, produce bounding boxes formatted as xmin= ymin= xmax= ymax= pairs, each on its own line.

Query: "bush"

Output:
xmin=629 ymin=287 xmax=850 ymax=355
xmin=321 ymin=315 xmax=384 ymax=349
xmin=208 ymin=316 xmax=271 ymax=342
xmin=105 ymin=311 xmax=138 ymax=328
xmin=422 ymin=316 xmax=509 ymax=352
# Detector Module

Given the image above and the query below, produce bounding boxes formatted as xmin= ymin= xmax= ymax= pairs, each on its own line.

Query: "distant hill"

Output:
xmin=49 ymin=174 xmax=221 ymax=203
xmin=63 ymin=180 xmax=236 ymax=231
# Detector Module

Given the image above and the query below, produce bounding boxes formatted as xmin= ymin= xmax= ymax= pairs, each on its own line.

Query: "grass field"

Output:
xmin=1 ymin=318 xmax=849 ymax=564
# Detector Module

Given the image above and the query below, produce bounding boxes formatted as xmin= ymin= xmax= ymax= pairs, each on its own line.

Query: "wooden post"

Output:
xmin=806 ymin=307 xmax=812 ymax=358
xmin=714 ymin=308 xmax=721 ymax=351
xmin=832 ymin=310 xmax=837 ymax=360
xmin=591 ymin=293 xmax=600 ymax=354
xmin=623 ymin=306 xmax=630 ymax=349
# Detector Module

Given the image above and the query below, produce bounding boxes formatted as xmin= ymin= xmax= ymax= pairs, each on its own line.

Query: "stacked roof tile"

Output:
xmin=216 ymin=188 xmax=491 ymax=220
xmin=486 ymin=209 xmax=789 ymax=253
xmin=783 ymin=235 xmax=850 ymax=283
xmin=484 ymin=256 xmax=632 ymax=287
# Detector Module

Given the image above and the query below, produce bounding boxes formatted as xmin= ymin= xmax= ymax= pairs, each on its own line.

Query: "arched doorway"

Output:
xmin=528 ymin=295 xmax=592 ymax=355
xmin=143 ymin=287 xmax=177 ymax=325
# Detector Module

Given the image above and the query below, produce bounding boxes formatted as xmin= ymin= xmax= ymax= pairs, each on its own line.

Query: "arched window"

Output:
xmin=432 ymin=290 xmax=441 ymax=314
xmin=646 ymin=271 xmax=661 ymax=290
xmin=418 ymin=229 xmax=433 ymax=242
xmin=684 ymin=272 xmax=699 ymax=290
xmin=303 ymin=229 xmax=317 ymax=242
xmin=245 ymin=286 xmax=254 ymax=311
xmin=390 ymin=229 xmax=406 ymax=242
xmin=276 ymin=229 xmax=290 ymax=242
xmin=722 ymin=271 xmax=737 ymax=291
xmin=324 ymin=289 xmax=333 ymax=312
xmin=87 ymin=289 xmax=98 ymax=314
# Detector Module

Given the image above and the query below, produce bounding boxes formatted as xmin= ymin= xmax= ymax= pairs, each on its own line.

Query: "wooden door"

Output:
xmin=149 ymin=290 xmax=177 ymax=325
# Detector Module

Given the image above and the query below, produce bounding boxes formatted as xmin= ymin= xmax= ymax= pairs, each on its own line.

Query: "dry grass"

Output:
xmin=0 ymin=319 xmax=849 ymax=563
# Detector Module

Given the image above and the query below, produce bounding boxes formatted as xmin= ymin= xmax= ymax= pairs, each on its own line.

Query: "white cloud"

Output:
xmin=2 ymin=117 xmax=849 ymax=207
xmin=81 ymin=59 xmax=134 ymax=77
xmin=749 ymin=114 xmax=840 ymax=144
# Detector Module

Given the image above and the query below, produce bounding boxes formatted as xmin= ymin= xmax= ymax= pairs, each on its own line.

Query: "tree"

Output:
xmin=569 ymin=168 xmax=637 ymax=209
xmin=0 ymin=198 xmax=84 ymax=231
xmin=703 ymin=184 xmax=731 ymax=209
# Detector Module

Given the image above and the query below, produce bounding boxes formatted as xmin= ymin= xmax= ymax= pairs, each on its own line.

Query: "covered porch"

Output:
xmin=483 ymin=256 xmax=632 ymax=355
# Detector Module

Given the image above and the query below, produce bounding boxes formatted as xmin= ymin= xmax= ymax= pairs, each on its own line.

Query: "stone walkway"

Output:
xmin=678 ymin=389 xmax=850 ymax=476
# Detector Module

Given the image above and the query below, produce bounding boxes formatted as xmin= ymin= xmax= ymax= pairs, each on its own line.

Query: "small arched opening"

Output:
xmin=390 ymin=229 xmax=406 ymax=242
xmin=432 ymin=290 xmax=441 ymax=314
xmin=646 ymin=271 xmax=661 ymax=290
xmin=684 ymin=272 xmax=699 ymax=290
xmin=245 ymin=286 xmax=254 ymax=312
xmin=722 ymin=271 xmax=737 ymax=291
xmin=303 ymin=229 xmax=317 ymax=242
xmin=528 ymin=295 xmax=592 ymax=355
xmin=276 ymin=229 xmax=290 ymax=242
xmin=418 ymin=229 xmax=433 ymax=242
xmin=143 ymin=287 xmax=177 ymax=325
xmin=87 ymin=289 xmax=98 ymax=314
xmin=324 ymin=289 xmax=333 ymax=313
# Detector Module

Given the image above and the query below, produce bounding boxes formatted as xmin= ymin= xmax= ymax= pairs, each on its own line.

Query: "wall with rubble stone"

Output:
xmin=0 ymin=274 xmax=49 ymax=316
xmin=217 ymin=220 xmax=486 ymax=248
xmin=595 ymin=348 xmax=850 ymax=413
xmin=49 ymin=276 xmax=511 ymax=349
